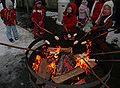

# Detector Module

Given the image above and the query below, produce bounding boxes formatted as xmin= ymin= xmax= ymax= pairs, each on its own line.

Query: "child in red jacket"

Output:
xmin=90 ymin=0 xmax=106 ymax=26
xmin=62 ymin=3 xmax=77 ymax=40
xmin=90 ymin=0 xmax=114 ymax=42
xmin=32 ymin=0 xmax=45 ymax=39
xmin=0 ymin=0 xmax=18 ymax=43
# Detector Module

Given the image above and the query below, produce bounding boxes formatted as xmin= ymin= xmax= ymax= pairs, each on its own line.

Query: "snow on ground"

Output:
xmin=106 ymin=28 xmax=120 ymax=48
xmin=0 ymin=18 xmax=34 ymax=88
xmin=0 ymin=3 xmax=3 ymax=11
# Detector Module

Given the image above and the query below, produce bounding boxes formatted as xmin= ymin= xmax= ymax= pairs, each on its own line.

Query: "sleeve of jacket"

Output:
xmin=97 ymin=18 xmax=112 ymax=31
xmin=62 ymin=16 xmax=65 ymax=24
xmin=65 ymin=17 xmax=77 ymax=28
xmin=9 ymin=10 xmax=16 ymax=22
xmin=32 ymin=8 xmax=35 ymax=19
xmin=0 ymin=9 xmax=5 ymax=19
xmin=85 ymin=8 xmax=90 ymax=18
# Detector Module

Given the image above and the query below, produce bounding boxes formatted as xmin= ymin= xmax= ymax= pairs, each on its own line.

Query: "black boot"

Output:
xmin=9 ymin=38 xmax=14 ymax=43
xmin=114 ymin=29 xmax=120 ymax=34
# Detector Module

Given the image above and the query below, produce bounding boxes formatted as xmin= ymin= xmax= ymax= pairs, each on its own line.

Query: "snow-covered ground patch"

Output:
xmin=46 ymin=11 xmax=58 ymax=19
xmin=0 ymin=18 xmax=34 ymax=88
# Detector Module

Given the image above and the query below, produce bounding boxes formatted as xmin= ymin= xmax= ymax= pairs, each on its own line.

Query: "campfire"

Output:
xmin=26 ymin=33 xmax=113 ymax=88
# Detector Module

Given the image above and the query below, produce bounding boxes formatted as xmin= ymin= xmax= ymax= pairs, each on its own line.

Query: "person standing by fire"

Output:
xmin=90 ymin=0 xmax=114 ymax=42
xmin=62 ymin=3 xmax=77 ymax=40
xmin=90 ymin=0 xmax=106 ymax=26
xmin=32 ymin=0 xmax=45 ymax=39
xmin=0 ymin=0 xmax=18 ymax=43
xmin=78 ymin=0 xmax=90 ymax=28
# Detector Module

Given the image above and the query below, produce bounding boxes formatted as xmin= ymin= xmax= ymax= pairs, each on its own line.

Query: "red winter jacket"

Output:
xmin=91 ymin=15 xmax=112 ymax=41
xmin=32 ymin=5 xmax=45 ymax=23
xmin=91 ymin=0 xmax=105 ymax=21
xmin=62 ymin=3 xmax=77 ymax=32
xmin=0 ymin=8 xmax=16 ymax=26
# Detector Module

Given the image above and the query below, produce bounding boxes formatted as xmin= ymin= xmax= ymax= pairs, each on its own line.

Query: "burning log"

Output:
xmin=52 ymin=62 xmax=96 ymax=83
xmin=36 ymin=58 xmax=51 ymax=84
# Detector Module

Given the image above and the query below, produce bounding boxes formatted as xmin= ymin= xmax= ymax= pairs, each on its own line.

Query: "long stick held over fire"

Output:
xmin=89 ymin=59 xmax=120 ymax=62
xmin=73 ymin=30 xmax=92 ymax=45
xmin=0 ymin=42 xmax=36 ymax=52
xmin=0 ymin=42 xmax=56 ymax=54
xmin=34 ymin=21 xmax=59 ymax=40
xmin=78 ymin=54 xmax=110 ymax=88
xmin=81 ymin=29 xmax=118 ymax=45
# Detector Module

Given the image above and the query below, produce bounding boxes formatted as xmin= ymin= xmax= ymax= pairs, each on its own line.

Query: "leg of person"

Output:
xmin=33 ymin=25 xmax=39 ymax=39
xmin=12 ymin=25 xmax=18 ymax=40
xmin=6 ymin=26 xmax=14 ymax=42
xmin=39 ymin=24 xmax=45 ymax=35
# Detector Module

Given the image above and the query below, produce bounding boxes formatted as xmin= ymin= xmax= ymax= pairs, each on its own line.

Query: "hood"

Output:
xmin=6 ymin=0 xmax=13 ymax=9
xmin=33 ymin=5 xmax=45 ymax=10
xmin=63 ymin=3 xmax=77 ymax=16
xmin=35 ymin=0 xmax=42 ymax=5
xmin=96 ymin=0 xmax=114 ymax=23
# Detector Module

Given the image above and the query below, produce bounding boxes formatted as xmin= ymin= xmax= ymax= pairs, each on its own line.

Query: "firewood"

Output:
xmin=36 ymin=58 xmax=51 ymax=84
xmin=48 ymin=47 xmax=72 ymax=53
xmin=52 ymin=62 xmax=96 ymax=83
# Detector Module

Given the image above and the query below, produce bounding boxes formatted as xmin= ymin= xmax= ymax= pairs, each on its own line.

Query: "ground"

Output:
xmin=0 ymin=3 xmax=120 ymax=88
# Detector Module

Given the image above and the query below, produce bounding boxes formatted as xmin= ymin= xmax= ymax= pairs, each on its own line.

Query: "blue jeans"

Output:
xmin=6 ymin=25 xmax=18 ymax=39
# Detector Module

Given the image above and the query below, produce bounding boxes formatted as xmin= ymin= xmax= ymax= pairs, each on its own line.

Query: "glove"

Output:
xmin=6 ymin=20 xmax=12 ymax=23
xmin=90 ymin=27 xmax=98 ymax=31
xmin=89 ymin=17 xmax=91 ymax=21
xmin=1 ymin=17 xmax=6 ymax=21
xmin=39 ymin=20 xmax=43 ymax=26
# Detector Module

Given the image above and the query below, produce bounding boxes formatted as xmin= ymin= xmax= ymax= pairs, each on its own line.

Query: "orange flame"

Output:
xmin=48 ymin=46 xmax=61 ymax=77
xmin=32 ymin=40 xmax=92 ymax=79
xmin=32 ymin=55 xmax=41 ymax=74
xmin=75 ymin=40 xmax=91 ymax=70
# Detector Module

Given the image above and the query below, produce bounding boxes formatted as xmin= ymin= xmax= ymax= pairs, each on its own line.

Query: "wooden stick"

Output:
xmin=48 ymin=47 xmax=71 ymax=53
xmin=81 ymin=57 xmax=110 ymax=88
xmin=89 ymin=59 xmax=120 ymax=62
xmin=0 ymin=42 xmax=36 ymax=52
xmin=34 ymin=21 xmax=54 ymax=35
xmin=16 ymin=24 xmax=41 ymax=37
xmin=92 ymin=29 xmax=117 ymax=41
xmin=74 ymin=30 xmax=92 ymax=45
xmin=89 ymin=51 xmax=120 ymax=56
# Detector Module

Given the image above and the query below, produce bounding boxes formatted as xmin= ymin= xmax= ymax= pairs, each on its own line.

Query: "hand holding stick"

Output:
xmin=34 ymin=21 xmax=59 ymax=41
xmin=63 ymin=24 xmax=71 ymax=38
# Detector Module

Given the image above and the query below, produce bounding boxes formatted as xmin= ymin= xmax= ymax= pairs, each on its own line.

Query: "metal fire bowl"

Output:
xmin=26 ymin=33 xmax=113 ymax=88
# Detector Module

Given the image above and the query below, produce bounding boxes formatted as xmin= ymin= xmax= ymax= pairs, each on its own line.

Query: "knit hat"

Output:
xmin=95 ymin=0 xmax=114 ymax=23
xmin=6 ymin=0 xmax=13 ymax=8
xmin=35 ymin=0 xmax=42 ymax=5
